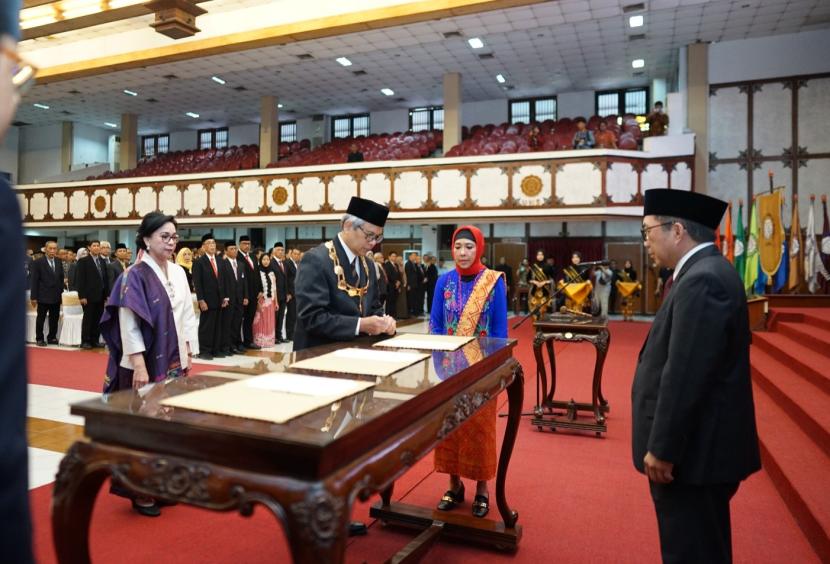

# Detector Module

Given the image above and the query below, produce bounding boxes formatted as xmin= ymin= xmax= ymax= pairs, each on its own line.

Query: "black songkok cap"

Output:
xmin=273 ymin=242 xmax=284 ymax=248
xmin=225 ymin=241 xmax=236 ymax=248
xmin=238 ymin=235 xmax=250 ymax=242
xmin=643 ymin=189 xmax=727 ymax=231
xmin=115 ymin=243 xmax=127 ymax=250
xmin=201 ymin=233 xmax=215 ymax=244
xmin=346 ymin=196 xmax=389 ymax=227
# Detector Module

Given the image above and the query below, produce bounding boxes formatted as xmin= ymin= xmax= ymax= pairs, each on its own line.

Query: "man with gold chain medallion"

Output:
xmin=293 ymin=196 xmax=396 ymax=351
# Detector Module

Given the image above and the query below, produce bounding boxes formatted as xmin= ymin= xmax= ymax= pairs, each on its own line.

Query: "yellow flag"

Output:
xmin=756 ymin=190 xmax=785 ymax=277
xmin=789 ymin=196 xmax=803 ymax=291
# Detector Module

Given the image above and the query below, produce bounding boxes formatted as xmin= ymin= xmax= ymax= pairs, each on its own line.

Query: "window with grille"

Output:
xmin=197 ymin=127 xmax=229 ymax=150
xmin=408 ymin=106 xmax=444 ymax=131
xmin=141 ymin=134 xmax=170 ymax=158
xmin=331 ymin=114 xmax=370 ymax=139
xmin=280 ymin=121 xmax=297 ymax=143
xmin=509 ymin=96 xmax=556 ymax=124
xmin=595 ymin=88 xmax=649 ymax=118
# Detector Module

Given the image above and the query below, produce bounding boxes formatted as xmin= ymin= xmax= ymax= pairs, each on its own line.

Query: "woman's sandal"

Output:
xmin=437 ymin=484 xmax=465 ymax=511
xmin=472 ymin=494 xmax=489 ymax=518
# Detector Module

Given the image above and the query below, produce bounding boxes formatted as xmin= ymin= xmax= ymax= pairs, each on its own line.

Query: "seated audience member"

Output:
xmin=347 ymin=143 xmax=364 ymax=163
xmin=646 ymin=101 xmax=669 ymax=136
xmin=594 ymin=121 xmax=618 ymax=149
xmin=527 ymin=125 xmax=541 ymax=150
xmin=572 ymin=117 xmax=595 ymax=149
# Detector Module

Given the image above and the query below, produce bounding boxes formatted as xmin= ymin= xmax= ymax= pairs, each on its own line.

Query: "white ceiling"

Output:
xmin=13 ymin=0 xmax=830 ymax=134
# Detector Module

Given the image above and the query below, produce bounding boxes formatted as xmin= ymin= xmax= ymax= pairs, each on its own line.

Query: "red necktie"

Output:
xmin=210 ymin=256 xmax=218 ymax=278
xmin=244 ymin=254 xmax=254 ymax=270
xmin=278 ymin=260 xmax=285 ymax=273
xmin=663 ymin=276 xmax=674 ymax=297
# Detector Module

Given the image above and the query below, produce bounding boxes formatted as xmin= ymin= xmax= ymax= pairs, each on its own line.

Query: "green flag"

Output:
xmin=734 ymin=202 xmax=746 ymax=280
xmin=744 ymin=200 xmax=759 ymax=294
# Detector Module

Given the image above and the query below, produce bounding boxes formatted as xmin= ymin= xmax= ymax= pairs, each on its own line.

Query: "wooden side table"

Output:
xmin=531 ymin=315 xmax=611 ymax=436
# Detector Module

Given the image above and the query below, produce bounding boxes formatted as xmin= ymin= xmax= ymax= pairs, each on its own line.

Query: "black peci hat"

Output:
xmin=201 ymin=233 xmax=215 ymax=244
xmin=115 ymin=243 xmax=127 ymax=250
xmin=346 ymin=196 xmax=389 ymax=227
xmin=224 ymin=240 xmax=236 ymax=248
xmin=238 ymin=235 xmax=250 ymax=242
xmin=643 ymin=189 xmax=727 ymax=231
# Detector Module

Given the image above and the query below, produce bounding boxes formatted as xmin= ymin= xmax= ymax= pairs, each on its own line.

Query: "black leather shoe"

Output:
xmin=132 ymin=499 xmax=161 ymax=517
xmin=245 ymin=343 xmax=261 ymax=350
xmin=437 ymin=484 xmax=465 ymax=511
xmin=47 ymin=338 xmax=59 ymax=345
xmin=196 ymin=353 xmax=214 ymax=360
xmin=348 ymin=521 xmax=368 ymax=536
xmin=36 ymin=340 xmax=47 ymax=347
xmin=80 ymin=343 xmax=92 ymax=349
xmin=472 ymin=494 xmax=489 ymax=518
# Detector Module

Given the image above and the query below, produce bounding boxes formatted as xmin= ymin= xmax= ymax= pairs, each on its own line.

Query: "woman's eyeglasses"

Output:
xmin=1 ymin=47 xmax=38 ymax=96
xmin=160 ymin=233 xmax=180 ymax=244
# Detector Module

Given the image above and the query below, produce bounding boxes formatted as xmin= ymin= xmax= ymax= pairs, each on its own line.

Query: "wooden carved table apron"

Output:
xmin=52 ymin=338 xmax=524 ymax=563
xmin=531 ymin=315 xmax=611 ymax=436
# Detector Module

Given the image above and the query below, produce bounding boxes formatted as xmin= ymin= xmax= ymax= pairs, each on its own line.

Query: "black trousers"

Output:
xmin=81 ymin=301 xmax=104 ymax=346
xmin=386 ymin=290 xmax=397 ymax=318
xmin=649 ymin=481 xmax=739 ymax=564
xmin=198 ymin=307 xmax=222 ymax=355
xmin=426 ymin=288 xmax=435 ymax=313
xmin=220 ymin=303 xmax=244 ymax=352
xmin=275 ymin=299 xmax=287 ymax=340
xmin=35 ymin=301 xmax=60 ymax=342
xmin=242 ymin=299 xmax=257 ymax=345
xmin=407 ymin=288 xmax=421 ymax=315
xmin=286 ymin=297 xmax=296 ymax=340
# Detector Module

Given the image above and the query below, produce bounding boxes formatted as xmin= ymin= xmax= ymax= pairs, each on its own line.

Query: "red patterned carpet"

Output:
xmin=29 ymin=320 xmax=820 ymax=563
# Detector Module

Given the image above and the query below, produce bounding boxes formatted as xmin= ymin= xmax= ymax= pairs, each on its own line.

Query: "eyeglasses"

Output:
xmin=640 ymin=222 xmax=674 ymax=241
xmin=357 ymin=225 xmax=383 ymax=243
xmin=159 ymin=233 xmax=180 ymax=244
xmin=1 ymin=47 xmax=38 ymax=95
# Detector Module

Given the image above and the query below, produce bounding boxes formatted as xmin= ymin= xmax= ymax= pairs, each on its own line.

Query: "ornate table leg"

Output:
xmin=532 ymin=331 xmax=547 ymax=417
xmin=380 ymin=483 xmax=394 ymax=507
xmin=591 ymin=329 xmax=611 ymax=424
xmin=284 ymin=485 xmax=352 ymax=564
xmin=544 ymin=337 xmax=556 ymax=406
xmin=495 ymin=363 xmax=524 ymax=528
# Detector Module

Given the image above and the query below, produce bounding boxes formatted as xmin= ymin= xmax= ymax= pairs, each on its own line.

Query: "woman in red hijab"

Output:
xmin=429 ymin=225 xmax=508 ymax=518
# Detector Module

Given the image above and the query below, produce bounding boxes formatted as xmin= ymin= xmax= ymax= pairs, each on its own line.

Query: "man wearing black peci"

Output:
xmin=75 ymin=240 xmax=109 ymax=349
xmin=219 ymin=240 xmax=248 ymax=355
xmin=270 ymin=242 xmax=289 ymax=343
xmin=285 ymin=246 xmax=298 ymax=342
xmin=383 ymin=251 xmax=401 ymax=318
xmin=193 ymin=233 xmax=227 ymax=359
xmin=237 ymin=235 xmax=261 ymax=350
xmin=29 ymin=240 xmax=64 ymax=346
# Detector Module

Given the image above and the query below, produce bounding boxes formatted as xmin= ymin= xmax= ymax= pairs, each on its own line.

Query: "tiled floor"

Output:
xmin=25 ymin=318 xmax=433 ymax=491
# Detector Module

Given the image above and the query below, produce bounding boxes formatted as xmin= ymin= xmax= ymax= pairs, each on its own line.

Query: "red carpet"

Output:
xmin=27 ymin=347 xmax=215 ymax=392
xmin=29 ymin=321 xmax=820 ymax=563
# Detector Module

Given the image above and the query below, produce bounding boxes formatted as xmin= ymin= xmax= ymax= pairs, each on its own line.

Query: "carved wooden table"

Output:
xmin=531 ymin=314 xmax=611 ymax=436
xmin=52 ymin=338 xmax=523 ymax=563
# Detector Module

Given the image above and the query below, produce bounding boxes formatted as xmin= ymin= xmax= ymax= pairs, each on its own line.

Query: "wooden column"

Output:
xmin=118 ymin=113 xmax=138 ymax=172
xmin=260 ymin=95 xmax=279 ymax=168
xmin=687 ymin=43 xmax=708 ymax=194
xmin=443 ymin=72 xmax=462 ymax=155
xmin=60 ymin=121 xmax=73 ymax=173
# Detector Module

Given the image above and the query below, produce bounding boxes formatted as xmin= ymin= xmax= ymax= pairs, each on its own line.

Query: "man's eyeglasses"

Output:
xmin=640 ymin=222 xmax=674 ymax=241
xmin=160 ymin=233 xmax=180 ymax=244
xmin=358 ymin=225 xmax=383 ymax=243
xmin=1 ymin=47 xmax=38 ymax=95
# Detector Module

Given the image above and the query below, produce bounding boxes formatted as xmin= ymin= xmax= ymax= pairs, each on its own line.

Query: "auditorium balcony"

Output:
xmin=87 ymin=144 xmax=263 ymax=180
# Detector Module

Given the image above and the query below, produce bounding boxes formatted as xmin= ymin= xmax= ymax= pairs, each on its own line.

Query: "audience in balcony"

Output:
xmin=526 ymin=125 xmax=541 ymax=151
xmin=346 ymin=143 xmax=365 ymax=163
xmin=594 ymin=121 xmax=618 ymax=149
xmin=646 ymin=101 xmax=669 ymax=136
xmin=572 ymin=118 xmax=596 ymax=150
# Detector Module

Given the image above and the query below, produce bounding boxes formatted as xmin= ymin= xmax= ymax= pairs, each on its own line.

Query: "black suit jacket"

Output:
xmin=293 ymin=237 xmax=383 ymax=351
xmin=494 ymin=264 xmax=513 ymax=287
xmin=286 ymin=258 xmax=297 ymax=297
xmin=631 ymin=245 xmax=761 ymax=485
xmin=75 ymin=254 xmax=108 ymax=302
xmin=384 ymin=261 xmax=400 ymax=293
xmin=426 ymin=263 xmax=439 ymax=289
xmin=405 ymin=261 xmax=421 ymax=290
xmin=30 ymin=256 xmax=64 ymax=304
xmin=107 ymin=260 xmax=125 ymax=293
xmin=270 ymin=258 xmax=288 ymax=302
xmin=192 ymin=254 xmax=226 ymax=308
xmin=219 ymin=256 xmax=248 ymax=305
xmin=238 ymin=253 xmax=259 ymax=301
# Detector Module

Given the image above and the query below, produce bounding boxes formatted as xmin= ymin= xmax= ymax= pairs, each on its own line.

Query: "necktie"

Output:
xmin=231 ymin=260 xmax=238 ymax=280
xmin=244 ymin=253 xmax=253 ymax=270
xmin=49 ymin=259 xmax=55 ymax=272
xmin=351 ymin=258 xmax=358 ymax=281
xmin=96 ymin=258 xmax=103 ymax=279
xmin=210 ymin=256 xmax=218 ymax=278
xmin=663 ymin=276 xmax=674 ymax=297
xmin=278 ymin=259 xmax=285 ymax=273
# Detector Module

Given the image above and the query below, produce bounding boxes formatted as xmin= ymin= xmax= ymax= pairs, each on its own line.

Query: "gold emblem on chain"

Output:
xmin=325 ymin=240 xmax=370 ymax=313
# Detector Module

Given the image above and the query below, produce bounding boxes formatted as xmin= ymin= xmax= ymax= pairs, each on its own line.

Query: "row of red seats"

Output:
xmin=269 ymin=130 xmax=443 ymax=167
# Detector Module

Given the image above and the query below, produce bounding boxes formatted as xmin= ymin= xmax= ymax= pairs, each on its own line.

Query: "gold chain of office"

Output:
xmin=325 ymin=240 xmax=370 ymax=312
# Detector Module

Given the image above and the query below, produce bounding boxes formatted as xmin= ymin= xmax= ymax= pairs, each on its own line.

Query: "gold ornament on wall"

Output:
xmin=272 ymin=186 xmax=289 ymax=206
xmin=520 ymin=175 xmax=543 ymax=197
xmin=94 ymin=195 xmax=107 ymax=213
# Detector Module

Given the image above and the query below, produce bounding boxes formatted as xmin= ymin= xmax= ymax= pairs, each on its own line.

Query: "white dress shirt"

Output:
xmin=673 ymin=242 xmax=715 ymax=281
xmin=337 ymin=233 xmax=363 ymax=335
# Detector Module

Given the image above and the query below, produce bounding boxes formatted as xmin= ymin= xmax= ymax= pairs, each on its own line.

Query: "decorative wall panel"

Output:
xmin=159 ymin=185 xmax=180 ymax=216
xmin=238 ymin=179 xmax=263 ymax=214
xmin=709 ymin=87 xmax=747 ymax=160
xmin=432 ymin=169 xmax=466 ymax=208
xmin=90 ymin=188 xmax=110 ymax=219
xmin=361 ymin=173 xmax=390 ymax=208
xmin=184 ymin=184 xmax=207 ymax=215
xmin=641 ymin=164 xmax=667 ymax=192
xmin=672 ymin=162 xmax=692 ymax=191
xmin=211 ymin=182 xmax=234 ymax=215
xmin=470 ymin=167 xmax=508 ymax=207
xmin=50 ymin=192 xmax=67 ymax=219
xmin=296 ymin=177 xmax=325 ymax=213
xmin=708 ymin=164 xmax=743 ymax=206
xmin=112 ymin=188 xmax=131 ymax=218
xmin=557 ymin=162 xmax=600 ymax=205
xmin=798 ymin=159 xmax=830 ymax=222
xmin=513 ymin=164 xmax=551 ymax=207
xmin=606 ymin=162 xmax=637 ymax=203
xmin=329 ymin=174 xmax=358 ymax=210
xmin=753 ymin=82 xmax=791 ymax=158
xmin=30 ymin=193 xmax=48 ymax=221
xmin=798 ymin=77 xmax=830 ymax=154
xmin=68 ymin=190 xmax=88 ymax=219
xmin=394 ymin=171 xmax=427 ymax=209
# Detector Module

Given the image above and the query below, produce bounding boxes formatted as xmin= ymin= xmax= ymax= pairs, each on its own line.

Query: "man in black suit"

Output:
xmin=237 ymin=235 xmax=261 ymax=349
xmin=219 ymin=241 xmax=248 ymax=355
xmin=405 ymin=252 xmax=423 ymax=316
xmin=0 ymin=9 xmax=33 ymax=560
xmin=424 ymin=254 xmax=439 ymax=313
xmin=294 ymin=196 xmax=395 ymax=351
xmin=270 ymin=242 xmax=289 ymax=343
xmin=106 ymin=243 xmax=129 ymax=292
xmin=29 ymin=240 xmax=64 ymax=346
xmin=193 ymin=233 xmax=227 ymax=359
xmin=75 ymin=240 xmax=109 ymax=349
xmin=383 ymin=251 xmax=401 ymax=318
xmin=285 ymin=247 xmax=299 ymax=342
xmin=633 ymin=189 xmax=761 ymax=564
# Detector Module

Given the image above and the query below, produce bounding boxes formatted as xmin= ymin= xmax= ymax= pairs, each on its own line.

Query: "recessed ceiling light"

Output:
xmin=629 ymin=15 xmax=644 ymax=28
xmin=211 ymin=76 xmax=226 ymax=85
xmin=381 ymin=88 xmax=395 ymax=96
xmin=468 ymin=37 xmax=484 ymax=49
xmin=186 ymin=112 xmax=200 ymax=118
xmin=104 ymin=122 xmax=117 ymax=128
xmin=278 ymin=103 xmax=284 ymax=108
xmin=632 ymin=59 xmax=645 ymax=68
xmin=33 ymin=103 xmax=50 ymax=109
xmin=496 ymin=74 xmax=506 ymax=84
xmin=123 ymin=89 xmax=138 ymax=96
xmin=336 ymin=57 xmax=352 ymax=67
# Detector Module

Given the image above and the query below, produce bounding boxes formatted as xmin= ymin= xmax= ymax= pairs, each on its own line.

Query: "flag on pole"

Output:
xmin=788 ymin=195 xmax=803 ymax=291
xmin=773 ymin=238 xmax=788 ymax=293
xmin=735 ymin=201 xmax=746 ymax=280
xmin=723 ymin=202 xmax=734 ymax=264
xmin=805 ymin=197 xmax=822 ymax=293
xmin=822 ymin=195 xmax=830 ymax=293
xmin=744 ymin=199 xmax=759 ymax=294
